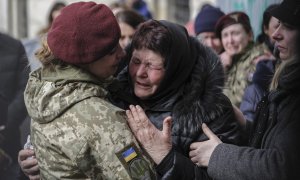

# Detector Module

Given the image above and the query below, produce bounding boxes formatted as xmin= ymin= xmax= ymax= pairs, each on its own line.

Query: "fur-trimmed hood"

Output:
xmin=171 ymin=39 xmax=241 ymax=155
xmin=173 ymin=37 xmax=225 ymax=126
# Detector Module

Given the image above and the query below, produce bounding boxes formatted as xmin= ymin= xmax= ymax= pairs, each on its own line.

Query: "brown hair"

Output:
xmin=131 ymin=20 xmax=171 ymax=60
xmin=35 ymin=38 xmax=65 ymax=70
xmin=215 ymin=11 xmax=253 ymax=39
xmin=115 ymin=9 xmax=145 ymax=29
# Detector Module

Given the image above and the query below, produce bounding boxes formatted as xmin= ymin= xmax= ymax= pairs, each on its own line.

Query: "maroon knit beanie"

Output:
xmin=215 ymin=11 xmax=252 ymax=39
xmin=47 ymin=2 xmax=121 ymax=64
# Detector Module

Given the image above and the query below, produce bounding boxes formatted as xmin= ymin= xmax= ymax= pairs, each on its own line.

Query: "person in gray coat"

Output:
xmin=188 ymin=0 xmax=300 ymax=179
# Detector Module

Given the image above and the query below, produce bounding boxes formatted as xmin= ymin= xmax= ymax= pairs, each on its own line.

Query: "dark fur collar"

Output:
xmin=172 ymin=39 xmax=230 ymax=140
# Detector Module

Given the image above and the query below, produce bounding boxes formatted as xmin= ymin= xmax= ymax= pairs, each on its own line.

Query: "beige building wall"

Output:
xmin=0 ymin=0 xmax=215 ymax=38
xmin=0 ymin=0 xmax=8 ymax=33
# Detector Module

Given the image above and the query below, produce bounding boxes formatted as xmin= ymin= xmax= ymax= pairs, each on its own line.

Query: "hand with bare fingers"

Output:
xmin=18 ymin=149 xmax=40 ymax=180
xmin=189 ymin=123 xmax=222 ymax=167
xmin=126 ymin=105 xmax=172 ymax=164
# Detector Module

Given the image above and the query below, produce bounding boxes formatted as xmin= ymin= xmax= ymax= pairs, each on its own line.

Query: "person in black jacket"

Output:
xmin=0 ymin=32 xmax=30 ymax=179
xmin=187 ymin=0 xmax=300 ymax=179
xmin=123 ymin=20 xmax=243 ymax=179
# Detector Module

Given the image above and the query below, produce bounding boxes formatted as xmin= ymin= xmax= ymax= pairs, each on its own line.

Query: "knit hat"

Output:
xmin=194 ymin=4 xmax=225 ymax=35
xmin=47 ymin=2 xmax=121 ymax=64
xmin=215 ymin=11 xmax=252 ymax=39
xmin=268 ymin=0 xmax=300 ymax=28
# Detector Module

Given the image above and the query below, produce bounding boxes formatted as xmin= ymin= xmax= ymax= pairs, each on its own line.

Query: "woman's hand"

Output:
xmin=219 ymin=51 xmax=232 ymax=71
xmin=189 ymin=123 xmax=222 ymax=167
xmin=126 ymin=105 xmax=172 ymax=164
xmin=18 ymin=149 xmax=40 ymax=180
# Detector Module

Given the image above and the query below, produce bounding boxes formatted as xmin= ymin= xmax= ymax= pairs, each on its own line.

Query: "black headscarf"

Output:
xmin=113 ymin=20 xmax=197 ymax=111
xmin=130 ymin=20 xmax=197 ymax=109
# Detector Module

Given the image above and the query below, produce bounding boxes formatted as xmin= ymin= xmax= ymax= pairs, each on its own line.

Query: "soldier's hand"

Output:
xmin=126 ymin=105 xmax=172 ymax=164
xmin=18 ymin=149 xmax=40 ymax=179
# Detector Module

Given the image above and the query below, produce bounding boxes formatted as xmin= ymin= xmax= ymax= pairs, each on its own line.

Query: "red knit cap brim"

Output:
xmin=47 ymin=2 xmax=121 ymax=64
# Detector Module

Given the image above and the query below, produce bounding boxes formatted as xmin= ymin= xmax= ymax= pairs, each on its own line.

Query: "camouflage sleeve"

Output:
xmin=72 ymin=97 xmax=155 ymax=179
xmin=32 ymin=96 xmax=155 ymax=179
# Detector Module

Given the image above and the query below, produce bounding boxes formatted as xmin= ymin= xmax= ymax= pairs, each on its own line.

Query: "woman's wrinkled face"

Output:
xmin=221 ymin=24 xmax=252 ymax=56
xmin=272 ymin=21 xmax=298 ymax=61
xmin=129 ymin=48 xmax=165 ymax=99
xmin=119 ymin=22 xmax=136 ymax=49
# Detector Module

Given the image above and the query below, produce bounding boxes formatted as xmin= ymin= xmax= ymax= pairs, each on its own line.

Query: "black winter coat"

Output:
xmin=154 ymin=40 xmax=243 ymax=180
xmin=0 ymin=33 xmax=29 ymax=161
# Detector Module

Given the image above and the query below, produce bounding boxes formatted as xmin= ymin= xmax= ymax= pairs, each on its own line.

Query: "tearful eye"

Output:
xmin=130 ymin=59 xmax=164 ymax=71
xmin=147 ymin=63 xmax=164 ymax=70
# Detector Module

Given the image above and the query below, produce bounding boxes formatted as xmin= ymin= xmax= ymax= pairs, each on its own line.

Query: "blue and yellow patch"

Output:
xmin=115 ymin=143 xmax=156 ymax=179
xmin=122 ymin=147 xmax=138 ymax=162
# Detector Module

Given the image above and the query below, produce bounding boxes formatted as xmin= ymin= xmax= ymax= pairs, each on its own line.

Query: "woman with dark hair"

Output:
xmin=38 ymin=1 xmax=66 ymax=35
xmin=256 ymin=4 xmax=280 ymax=53
xmin=114 ymin=9 xmax=145 ymax=75
xmin=115 ymin=9 xmax=145 ymax=49
xmin=118 ymin=19 xmax=243 ymax=179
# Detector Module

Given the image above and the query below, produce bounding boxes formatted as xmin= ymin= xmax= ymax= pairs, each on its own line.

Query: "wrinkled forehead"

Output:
xmin=132 ymin=48 xmax=165 ymax=64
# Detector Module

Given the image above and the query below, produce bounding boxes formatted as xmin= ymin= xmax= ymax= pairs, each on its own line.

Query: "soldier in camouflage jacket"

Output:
xmin=215 ymin=12 xmax=268 ymax=107
xmin=22 ymin=2 xmax=155 ymax=179
xmin=223 ymin=42 xmax=266 ymax=107
xmin=25 ymin=65 xmax=154 ymax=179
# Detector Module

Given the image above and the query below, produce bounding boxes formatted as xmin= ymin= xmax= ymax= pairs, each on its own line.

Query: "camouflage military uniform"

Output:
xmin=24 ymin=64 xmax=155 ymax=179
xmin=223 ymin=43 xmax=268 ymax=107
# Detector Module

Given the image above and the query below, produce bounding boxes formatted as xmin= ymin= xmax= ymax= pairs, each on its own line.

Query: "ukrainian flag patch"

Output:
xmin=115 ymin=143 xmax=156 ymax=179
xmin=122 ymin=147 xmax=137 ymax=162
